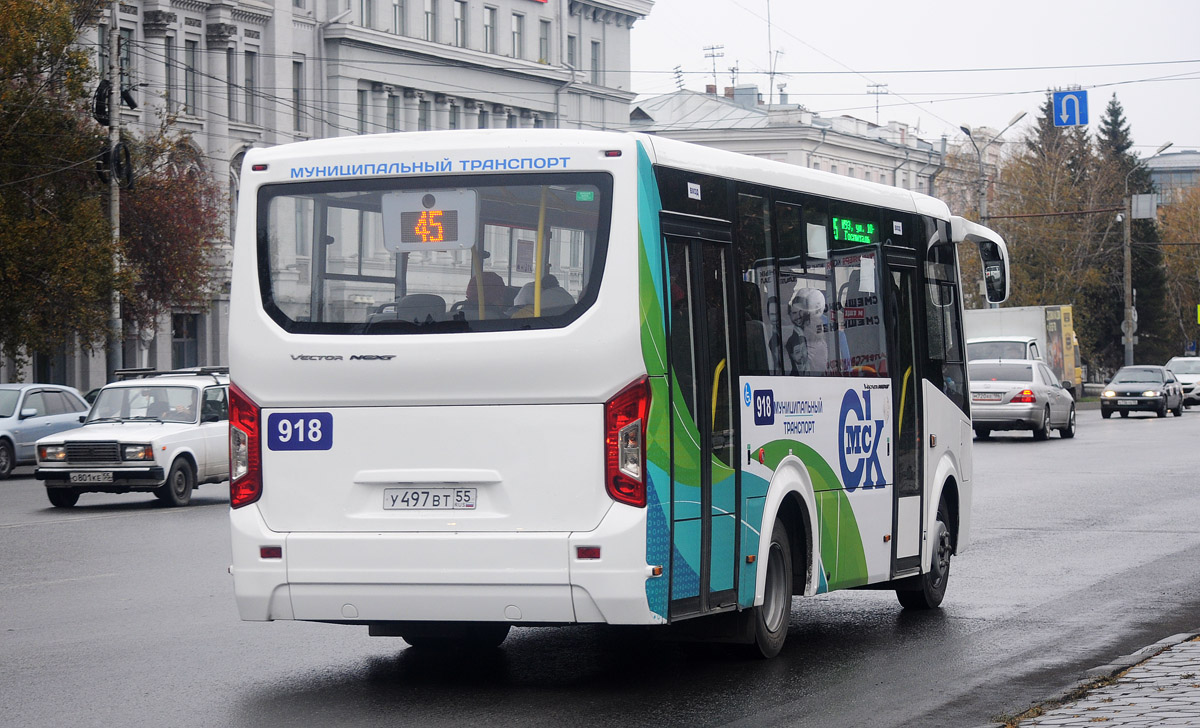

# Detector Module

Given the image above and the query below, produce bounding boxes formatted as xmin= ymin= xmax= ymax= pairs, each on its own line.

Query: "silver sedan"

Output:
xmin=969 ymin=359 xmax=1076 ymax=440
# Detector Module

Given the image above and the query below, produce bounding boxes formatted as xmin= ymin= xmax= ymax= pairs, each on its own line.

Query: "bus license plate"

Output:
xmin=70 ymin=472 xmax=113 ymax=483
xmin=383 ymin=488 xmax=476 ymax=510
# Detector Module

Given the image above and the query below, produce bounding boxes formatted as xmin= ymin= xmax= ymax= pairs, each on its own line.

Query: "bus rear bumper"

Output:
xmin=229 ymin=502 xmax=657 ymax=626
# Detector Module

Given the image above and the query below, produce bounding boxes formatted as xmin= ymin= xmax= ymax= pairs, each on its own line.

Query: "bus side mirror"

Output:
xmin=950 ymin=216 xmax=1010 ymax=304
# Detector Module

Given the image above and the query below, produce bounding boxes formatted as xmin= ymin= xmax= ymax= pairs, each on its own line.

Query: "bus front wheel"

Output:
xmin=897 ymin=502 xmax=951 ymax=610
xmin=747 ymin=518 xmax=793 ymax=658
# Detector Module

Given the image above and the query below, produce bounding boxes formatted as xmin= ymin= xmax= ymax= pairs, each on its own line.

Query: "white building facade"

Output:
xmin=4 ymin=0 xmax=651 ymax=386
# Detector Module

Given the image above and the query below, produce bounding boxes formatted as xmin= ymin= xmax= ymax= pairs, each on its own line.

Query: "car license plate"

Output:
xmin=70 ymin=472 xmax=113 ymax=483
xmin=973 ymin=392 xmax=1002 ymax=402
xmin=383 ymin=488 xmax=476 ymax=510
xmin=1117 ymin=399 xmax=1138 ymax=406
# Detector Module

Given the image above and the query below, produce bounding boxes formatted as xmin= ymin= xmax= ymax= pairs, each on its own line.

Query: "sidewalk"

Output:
xmin=992 ymin=632 xmax=1200 ymax=727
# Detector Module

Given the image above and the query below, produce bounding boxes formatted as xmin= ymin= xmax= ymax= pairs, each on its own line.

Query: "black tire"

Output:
xmin=399 ymin=622 xmax=511 ymax=649
xmin=47 ymin=489 xmax=80 ymax=508
xmin=973 ymin=427 xmax=991 ymax=440
xmin=897 ymin=501 xmax=952 ymax=610
xmin=1059 ymin=406 xmax=1076 ymax=438
xmin=1101 ymin=409 xmax=1112 ymax=419
xmin=156 ymin=459 xmax=194 ymax=507
xmin=1157 ymin=397 xmax=1168 ymax=418
xmin=1119 ymin=410 xmax=1129 ymax=418
xmin=1032 ymin=406 xmax=1050 ymax=440
xmin=746 ymin=517 xmax=793 ymax=659
xmin=0 ymin=440 xmax=13 ymax=479
xmin=1173 ymin=400 xmax=1183 ymax=417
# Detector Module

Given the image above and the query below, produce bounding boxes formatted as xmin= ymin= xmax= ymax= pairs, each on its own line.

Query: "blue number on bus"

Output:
xmin=267 ymin=412 xmax=334 ymax=451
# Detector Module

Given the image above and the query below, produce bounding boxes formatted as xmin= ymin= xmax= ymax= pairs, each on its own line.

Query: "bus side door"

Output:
xmin=662 ymin=218 xmax=740 ymax=619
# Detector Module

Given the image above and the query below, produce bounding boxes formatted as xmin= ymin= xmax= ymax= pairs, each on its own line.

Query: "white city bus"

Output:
xmin=228 ymin=129 xmax=1009 ymax=657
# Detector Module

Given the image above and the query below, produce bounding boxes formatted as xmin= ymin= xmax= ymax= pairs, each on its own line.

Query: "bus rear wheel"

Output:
xmin=897 ymin=501 xmax=951 ymax=610
xmin=746 ymin=518 xmax=793 ymax=658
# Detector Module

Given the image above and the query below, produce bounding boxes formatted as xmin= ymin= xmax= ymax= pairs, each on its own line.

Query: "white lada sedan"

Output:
xmin=35 ymin=369 xmax=229 ymax=508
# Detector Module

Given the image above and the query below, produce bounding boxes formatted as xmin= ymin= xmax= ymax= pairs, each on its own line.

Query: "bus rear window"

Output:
xmin=258 ymin=172 xmax=612 ymax=334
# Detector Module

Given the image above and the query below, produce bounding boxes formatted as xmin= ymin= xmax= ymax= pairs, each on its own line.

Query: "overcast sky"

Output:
xmin=630 ymin=0 xmax=1200 ymax=156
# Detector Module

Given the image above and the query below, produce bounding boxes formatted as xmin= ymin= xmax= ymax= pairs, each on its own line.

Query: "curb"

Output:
xmin=975 ymin=630 xmax=1200 ymax=728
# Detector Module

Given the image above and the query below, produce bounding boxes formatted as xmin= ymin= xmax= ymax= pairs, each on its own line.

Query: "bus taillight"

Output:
xmin=604 ymin=377 xmax=650 ymax=508
xmin=229 ymin=383 xmax=262 ymax=509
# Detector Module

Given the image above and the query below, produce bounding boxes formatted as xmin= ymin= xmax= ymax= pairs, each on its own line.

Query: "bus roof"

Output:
xmin=244 ymin=128 xmax=953 ymax=221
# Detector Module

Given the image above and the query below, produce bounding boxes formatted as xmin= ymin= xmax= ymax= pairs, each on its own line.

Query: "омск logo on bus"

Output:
xmin=839 ymin=389 xmax=885 ymax=491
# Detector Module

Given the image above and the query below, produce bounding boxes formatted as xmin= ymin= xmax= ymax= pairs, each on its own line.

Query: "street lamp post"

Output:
xmin=1122 ymin=141 xmax=1174 ymax=366
xmin=960 ymin=111 xmax=1026 ymax=307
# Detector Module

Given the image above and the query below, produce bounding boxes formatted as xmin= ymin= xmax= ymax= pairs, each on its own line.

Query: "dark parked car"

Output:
xmin=1101 ymin=365 xmax=1184 ymax=419
xmin=0 ymin=384 xmax=91 ymax=478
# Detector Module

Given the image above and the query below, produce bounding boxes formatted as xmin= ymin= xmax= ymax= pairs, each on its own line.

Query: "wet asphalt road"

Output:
xmin=2 ymin=406 xmax=1199 ymax=728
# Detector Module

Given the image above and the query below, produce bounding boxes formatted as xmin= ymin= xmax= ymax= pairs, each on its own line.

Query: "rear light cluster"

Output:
xmin=604 ymin=377 xmax=650 ymax=508
xmin=229 ymin=383 xmax=262 ymax=509
xmin=1010 ymin=389 xmax=1037 ymax=404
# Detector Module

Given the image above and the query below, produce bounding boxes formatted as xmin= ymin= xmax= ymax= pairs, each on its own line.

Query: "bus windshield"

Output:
xmin=259 ymin=172 xmax=612 ymax=334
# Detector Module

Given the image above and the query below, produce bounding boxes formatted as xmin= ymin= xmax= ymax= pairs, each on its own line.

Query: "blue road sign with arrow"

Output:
xmin=1052 ymin=90 xmax=1088 ymax=127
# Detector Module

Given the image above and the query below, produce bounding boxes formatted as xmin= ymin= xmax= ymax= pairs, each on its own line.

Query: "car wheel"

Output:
xmin=1119 ymin=411 xmax=1129 ymax=418
xmin=156 ymin=459 xmax=194 ymax=507
xmin=47 ymin=489 xmax=79 ymax=508
xmin=897 ymin=500 xmax=951 ymax=610
xmin=1032 ymin=406 xmax=1050 ymax=440
xmin=743 ymin=517 xmax=793 ymax=659
xmin=1059 ymin=406 xmax=1076 ymax=438
xmin=1157 ymin=397 xmax=1168 ymax=418
xmin=973 ymin=427 xmax=991 ymax=439
xmin=1101 ymin=409 xmax=1112 ymax=419
xmin=1173 ymin=400 xmax=1183 ymax=417
xmin=399 ymin=622 xmax=511 ymax=649
xmin=0 ymin=440 xmax=13 ymax=479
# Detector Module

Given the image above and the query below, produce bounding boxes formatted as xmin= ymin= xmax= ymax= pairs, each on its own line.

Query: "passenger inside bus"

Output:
xmin=458 ymin=271 xmax=509 ymax=320
xmin=510 ymin=273 xmax=575 ymax=318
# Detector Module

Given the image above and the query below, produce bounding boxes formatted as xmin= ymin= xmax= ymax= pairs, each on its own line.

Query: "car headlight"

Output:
xmin=38 ymin=444 xmax=66 ymax=462
xmin=1102 ymin=390 xmax=1116 ymax=398
xmin=122 ymin=444 xmax=154 ymax=461
xmin=1142 ymin=390 xmax=1160 ymax=397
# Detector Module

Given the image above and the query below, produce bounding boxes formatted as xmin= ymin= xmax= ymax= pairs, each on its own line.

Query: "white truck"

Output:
xmin=965 ymin=305 xmax=1082 ymax=398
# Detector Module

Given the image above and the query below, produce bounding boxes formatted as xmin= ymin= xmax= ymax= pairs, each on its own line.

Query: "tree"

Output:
xmin=119 ymin=121 xmax=225 ymax=334
xmin=988 ymin=93 xmax=1172 ymax=374
xmin=0 ymin=1 xmax=225 ymax=379
xmin=1095 ymin=93 xmax=1172 ymax=365
xmin=1160 ymin=184 xmax=1200 ymax=353
xmin=0 ymin=0 xmax=114 ymax=372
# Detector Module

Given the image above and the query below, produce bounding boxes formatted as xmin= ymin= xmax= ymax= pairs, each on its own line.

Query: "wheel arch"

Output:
xmin=754 ymin=456 xmax=819 ymax=606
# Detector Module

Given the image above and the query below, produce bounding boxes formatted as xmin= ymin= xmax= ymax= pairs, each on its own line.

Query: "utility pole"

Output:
xmin=105 ymin=0 xmax=122 ymax=382
xmin=1123 ymin=141 xmax=1174 ymax=365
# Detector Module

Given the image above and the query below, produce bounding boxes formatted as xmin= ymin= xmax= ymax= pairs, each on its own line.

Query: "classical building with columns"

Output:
xmin=4 ymin=0 xmax=652 ymax=386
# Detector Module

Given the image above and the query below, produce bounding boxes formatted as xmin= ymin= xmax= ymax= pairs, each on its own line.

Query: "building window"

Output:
xmin=293 ymin=0 xmax=305 ymax=7
xmin=567 ymin=35 xmax=576 ymax=68
xmin=511 ymin=13 xmax=523 ymax=58
xmin=418 ymin=98 xmax=431 ymax=130
xmin=392 ymin=0 xmax=405 ymax=34
xmin=449 ymin=103 xmax=459 ymax=129
xmin=424 ymin=0 xmax=437 ymax=41
xmin=358 ymin=90 xmax=369 ymax=133
xmin=119 ymin=27 xmax=133 ymax=88
xmin=538 ymin=20 xmax=550 ymax=63
xmin=386 ymin=94 xmax=400 ymax=131
xmin=244 ymin=51 xmax=258 ymax=124
xmin=292 ymin=57 xmax=305 ymax=132
xmin=453 ymin=0 xmax=466 ymax=46
xmin=172 ymin=314 xmax=200 ymax=369
xmin=164 ymin=36 xmax=176 ymax=111
xmin=483 ymin=6 xmax=496 ymax=53
xmin=226 ymin=48 xmax=237 ymax=122
xmin=590 ymin=40 xmax=601 ymax=84
xmin=361 ymin=0 xmax=374 ymax=28
xmin=184 ymin=40 xmax=199 ymax=115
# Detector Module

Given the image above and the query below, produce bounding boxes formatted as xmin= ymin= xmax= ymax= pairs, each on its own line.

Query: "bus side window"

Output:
xmin=924 ymin=253 xmax=967 ymax=413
